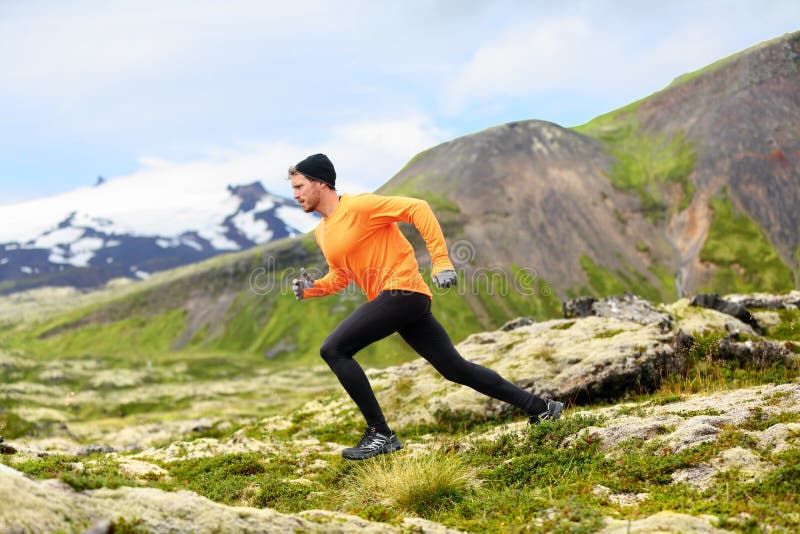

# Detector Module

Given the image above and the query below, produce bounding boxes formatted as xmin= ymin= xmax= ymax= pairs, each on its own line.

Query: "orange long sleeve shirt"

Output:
xmin=303 ymin=193 xmax=455 ymax=301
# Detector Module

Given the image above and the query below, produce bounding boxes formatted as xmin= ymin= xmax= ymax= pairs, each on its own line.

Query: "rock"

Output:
xmin=563 ymin=297 xmax=597 ymax=318
xmin=556 ymin=382 xmax=800 ymax=472
xmin=752 ymin=310 xmax=781 ymax=329
xmin=717 ymin=333 xmax=792 ymax=368
xmin=79 ymin=445 xmax=115 ymax=455
xmin=665 ymin=299 xmax=758 ymax=337
xmin=592 ymin=485 xmax=648 ymax=506
xmin=599 ymin=511 xmax=732 ymax=533
xmin=725 ymin=290 xmax=800 ymax=310
xmin=84 ymin=518 xmax=113 ymax=534
xmin=690 ymin=294 xmax=763 ymax=334
xmin=292 ymin=315 xmax=687 ymax=430
xmin=564 ymin=294 xmax=673 ymax=332
xmin=265 ymin=339 xmax=298 ymax=359
xmin=500 ymin=317 xmax=535 ymax=331
xmin=670 ymin=463 xmax=715 ymax=489
xmin=111 ymin=455 xmax=170 ymax=481
xmin=671 ymin=447 xmax=770 ymax=490
xmin=0 ymin=468 xmax=456 ymax=533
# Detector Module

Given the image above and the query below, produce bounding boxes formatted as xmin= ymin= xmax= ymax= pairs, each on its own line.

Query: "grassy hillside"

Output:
xmin=699 ymin=192 xmax=795 ymax=294
xmin=573 ymin=103 xmax=697 ymax=221
xmin=1 ymin=234 xmax=562 ymax=373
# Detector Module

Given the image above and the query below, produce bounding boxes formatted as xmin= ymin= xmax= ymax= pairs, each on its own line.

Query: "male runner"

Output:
xmin=289 ymin=153 xmax=563 ymax=460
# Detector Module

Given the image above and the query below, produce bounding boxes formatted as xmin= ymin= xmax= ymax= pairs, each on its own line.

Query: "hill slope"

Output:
xmin=384 ymin=30 xmax=799 ymax=300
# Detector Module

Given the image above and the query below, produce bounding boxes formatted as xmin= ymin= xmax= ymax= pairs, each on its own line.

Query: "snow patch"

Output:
xmin=196 ymin=227 xmax=239 ymax=251
xmin=27 ymin=227 xmax=85 ymax=249
xmin=275 ymin=206 xmax=317 ymax=234
xmin=231 ymin=211 xmax=272 ymax=244
xmin=180 ymin=237 xmax=204 ymax=252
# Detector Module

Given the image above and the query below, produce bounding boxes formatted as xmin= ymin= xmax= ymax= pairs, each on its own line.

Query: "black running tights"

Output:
xmin=319 ymin=290 xmax=547 ymax=428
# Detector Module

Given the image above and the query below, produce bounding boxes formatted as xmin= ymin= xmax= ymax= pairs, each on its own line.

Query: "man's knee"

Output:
xmin=437 ymin=362 xmax=470 ymax=384
xmin=320 ymin=336 xmax=345 ymax=365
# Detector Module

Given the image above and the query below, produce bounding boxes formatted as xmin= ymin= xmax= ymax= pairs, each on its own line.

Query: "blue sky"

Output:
xmin=1 ymin=0 xmax=798 ymax=206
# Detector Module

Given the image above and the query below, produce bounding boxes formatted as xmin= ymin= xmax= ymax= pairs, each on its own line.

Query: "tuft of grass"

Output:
xmin=343 ymin=451 xmax=478 ymax=517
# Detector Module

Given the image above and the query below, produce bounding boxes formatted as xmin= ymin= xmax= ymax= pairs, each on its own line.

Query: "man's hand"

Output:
xmin=292 ymin=268 xmax=315 ymax=300
xmin=433 ymin=269 xmax=457 ymax=289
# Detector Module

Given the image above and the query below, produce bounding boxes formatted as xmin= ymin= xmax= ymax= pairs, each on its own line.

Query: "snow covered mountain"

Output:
xmin=0 ymin=175 xmax=318 ymax=294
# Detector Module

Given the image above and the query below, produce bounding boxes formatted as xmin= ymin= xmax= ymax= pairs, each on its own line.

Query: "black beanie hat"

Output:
xmin=295 ymin=153 xmax=336 ymax=189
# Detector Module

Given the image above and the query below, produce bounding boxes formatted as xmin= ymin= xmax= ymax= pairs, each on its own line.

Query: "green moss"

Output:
xmin=595 ymin=328 xmax=626 ymax=339
xmin=579 ymin=254 xmax=627 ymax=296
xmin=576 ymin=254 xmax=675 ymax=302
xmin=8 ymin=454 xmax=139 ymax=491
xmin=164 ymin=453 xmax=267 ymax=505
xmin=35 ymin=308 xmax=187 ymax=357
xmin=741 ymin=406 xmax=800 ymax=431
xmin=766 ymin=309 xmax=800 ymax=341
xmin=699 ymin=193 xmax=795 ymax=294
xmin=0 ymin=411 xmax=34 ymax=439
xmin=574 ymin=107 xmax=697 ymax=221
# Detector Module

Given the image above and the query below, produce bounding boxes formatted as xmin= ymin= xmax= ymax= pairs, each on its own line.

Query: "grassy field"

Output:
xmin=2 ymin=294 xmax=799 ymax=532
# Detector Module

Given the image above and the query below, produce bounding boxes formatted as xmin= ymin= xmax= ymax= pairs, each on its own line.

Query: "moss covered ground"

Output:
xmin=3 ymin=294 xmax=800 ymax=532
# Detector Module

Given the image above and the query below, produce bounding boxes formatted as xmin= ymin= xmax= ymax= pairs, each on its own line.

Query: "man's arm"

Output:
xmin=359 ymin=194 xmax=455 ymax=275
xmin=301 ymin=264 xmax=353 ymax=299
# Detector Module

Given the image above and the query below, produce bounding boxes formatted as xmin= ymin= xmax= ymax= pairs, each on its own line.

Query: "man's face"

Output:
xmin=291 ymin=173 xmax=322 ymax=213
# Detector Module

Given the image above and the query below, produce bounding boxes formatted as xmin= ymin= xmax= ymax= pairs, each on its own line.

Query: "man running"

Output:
xmin=289 ymin=153 xmax=563 ymax=460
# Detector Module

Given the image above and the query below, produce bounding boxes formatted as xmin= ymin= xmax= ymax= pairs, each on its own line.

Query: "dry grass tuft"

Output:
xmin=343 ymin=451 xmax=478 ymax=516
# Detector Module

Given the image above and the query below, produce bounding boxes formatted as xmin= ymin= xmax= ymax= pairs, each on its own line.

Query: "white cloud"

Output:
xmin=0 ymin=114 xmax=446 ymax=243
xmin=0 ymin=1 xmax=355 ymax=100
xmin=445 ymin=1 xmax=800 ymax=114
xmin=443 ymin=13 xmax=659 ymax=112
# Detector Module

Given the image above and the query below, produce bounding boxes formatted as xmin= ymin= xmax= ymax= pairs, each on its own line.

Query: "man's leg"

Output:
xmin=320 ymin=291 xmax=428 ymax=430
xmin=398 ymin=302 xmax=551 ymax=417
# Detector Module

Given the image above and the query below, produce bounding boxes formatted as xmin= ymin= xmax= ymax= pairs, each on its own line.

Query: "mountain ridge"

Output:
xmin=0 ymin=178 xmax=318 ymax=294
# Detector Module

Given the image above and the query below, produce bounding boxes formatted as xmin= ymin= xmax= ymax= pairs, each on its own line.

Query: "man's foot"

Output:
xmin=529 ymin=399 xmax=564 ymax=425
xmin=341 ymin=426 xmax=403 ymax=460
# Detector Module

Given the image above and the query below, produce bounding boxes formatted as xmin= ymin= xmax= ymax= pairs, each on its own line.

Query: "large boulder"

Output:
xmin=290 ymin=313 xmax=689 ymax=431
xmin=563 ymin=293 xmax=674 ymax=333
xmin=725 ymin=290 xmax=800 ymax=310
xmin=690 ymin=293 xmax=763 ymax=334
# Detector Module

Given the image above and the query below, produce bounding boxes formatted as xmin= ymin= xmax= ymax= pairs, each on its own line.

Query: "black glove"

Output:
xmin=292 ymin=268 xmax=315 ymax=300
xmin=433 ymin=269 xmax=457 ymax=289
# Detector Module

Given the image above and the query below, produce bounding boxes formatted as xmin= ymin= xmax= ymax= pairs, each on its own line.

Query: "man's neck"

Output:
xmin=317 ymin=190 xmax=340 ymax=218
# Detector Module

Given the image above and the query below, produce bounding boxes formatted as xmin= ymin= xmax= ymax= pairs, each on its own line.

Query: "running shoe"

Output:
xmin=341 ymin=426 xmax=403 ymax=460
xmin=529 ymin=399 xmax=565 ymax=425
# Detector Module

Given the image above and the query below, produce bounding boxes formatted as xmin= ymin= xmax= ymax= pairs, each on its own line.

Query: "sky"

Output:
xmin=1 ymin=0 xmax=798 ymax=206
